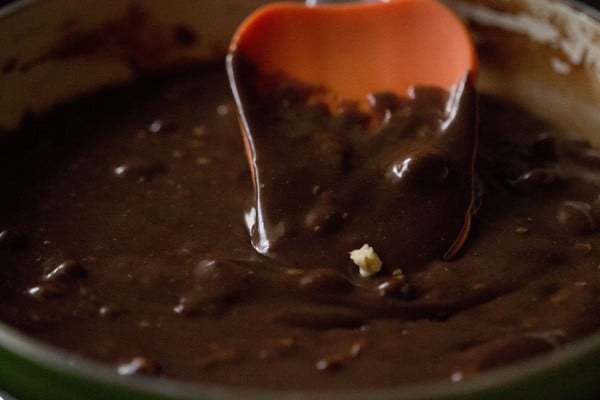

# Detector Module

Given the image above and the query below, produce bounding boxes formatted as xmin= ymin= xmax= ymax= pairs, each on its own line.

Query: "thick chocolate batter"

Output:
xmin=0 ymin=65 xmax=599 ymax=389
xmin=229 ymin=54 xmax=477 ymax=271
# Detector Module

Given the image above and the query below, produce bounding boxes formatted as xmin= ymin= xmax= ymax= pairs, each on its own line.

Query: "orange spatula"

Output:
xmin=227 ymin=0 xmax=478 ymax=271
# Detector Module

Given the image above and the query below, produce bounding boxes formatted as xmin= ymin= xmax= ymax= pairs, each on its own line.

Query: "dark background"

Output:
xmin=0 ymin=0 xmax=598 ymax=8
xmin=583 ymin=0 xmax=599 ymax=8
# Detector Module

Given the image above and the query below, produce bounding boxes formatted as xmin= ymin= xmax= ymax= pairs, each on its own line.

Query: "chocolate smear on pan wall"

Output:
xmin=19 ymin=3 xmax=199 ymax=74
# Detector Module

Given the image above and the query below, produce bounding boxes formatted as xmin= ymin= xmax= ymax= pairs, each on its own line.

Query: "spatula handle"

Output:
xmin=306 ymin=0 xmax=377 ymax=5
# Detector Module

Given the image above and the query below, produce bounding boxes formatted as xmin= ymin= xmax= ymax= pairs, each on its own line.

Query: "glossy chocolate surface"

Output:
xmin=0 ymin=66 xmax=599 ymax=389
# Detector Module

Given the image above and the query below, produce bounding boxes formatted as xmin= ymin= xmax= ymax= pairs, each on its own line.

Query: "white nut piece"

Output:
xmin=349 ymin=244 xmax=382 ymax=277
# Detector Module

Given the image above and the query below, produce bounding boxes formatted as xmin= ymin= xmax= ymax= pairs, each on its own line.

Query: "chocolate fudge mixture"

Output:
xmin=0 ymin=65 xmax=599 ymax=389
xmin=228 ymin=54 xmax=477 ymax=271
